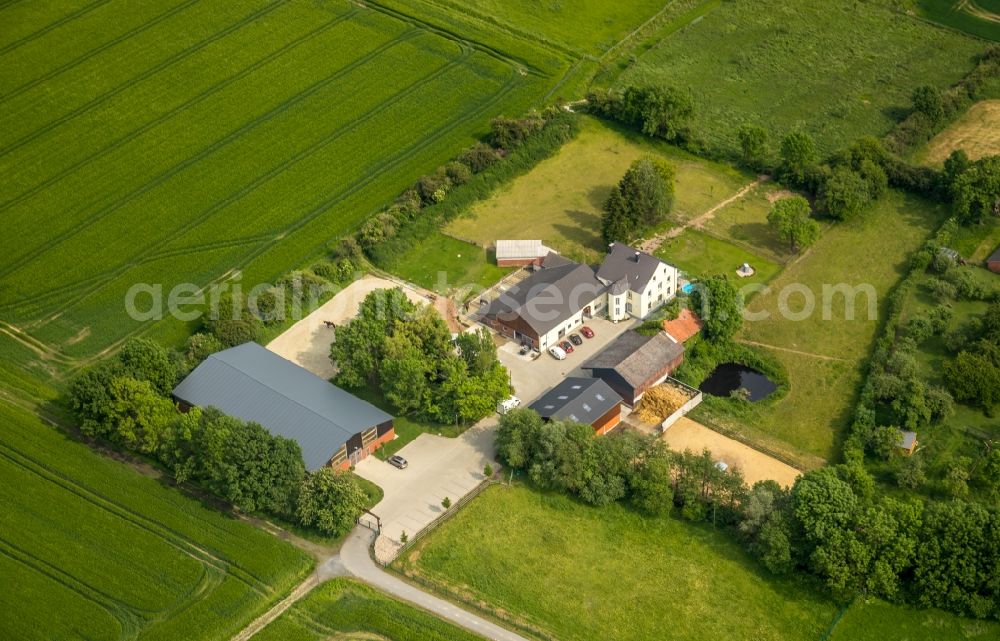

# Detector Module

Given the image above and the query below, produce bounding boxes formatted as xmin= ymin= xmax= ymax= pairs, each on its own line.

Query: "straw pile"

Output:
xmin=634 ymin=383 xmax=691 ymax=423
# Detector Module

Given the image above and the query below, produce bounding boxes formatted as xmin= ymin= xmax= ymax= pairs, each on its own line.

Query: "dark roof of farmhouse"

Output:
xmin=481 ymin=254 xmax=606 ymax=336
xmin=989 ymin=246 xmax=1000 ymax=263
xmin=596 ymin=243 xmax=663 ymax=293
xmin=529 ymin=377 xmax=622 ymax=425
xmin=172 ymin=342 xmax=392 ymax=470
xmin=582 ymin=331 xmax=684 ymax=388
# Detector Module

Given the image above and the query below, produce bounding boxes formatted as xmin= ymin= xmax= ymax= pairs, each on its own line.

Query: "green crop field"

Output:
xmin=917 ymin=0 xmax=1000 ymax=42
xmin=613 ymin=0 xmax=985 ymax=155
xmin=254 ymin=578 xmax=483 ymax=641
xmin=397 ymin=484 xmax=999 ymax=641
xmin=0 ymin=0 xmax=574 ymax=363
xmin=693 ymin=191 xmax=947 ymax=464
xmin=0 ymin=400 xmax=312 ymax=641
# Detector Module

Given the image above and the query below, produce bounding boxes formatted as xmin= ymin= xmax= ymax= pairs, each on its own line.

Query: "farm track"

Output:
xmin=0 ymin=441 xmax=273 ymax=594
xmin=1 ymin=38 xmax=462 ymax=317
xmin=0 ymin=0 xmax=113 ymax=58
xmin=362 ymin=0 xmax=549 ymax=73
xmin=0 ymin=0 xmax=204 ymax=103
xmin=0 ymin=29 xmax=422 ymax=283
xmin=0 ymin=10 xmax=355 ymax=216
xmin=0 ymin=538 xmax=146 ymax=637
xmin=0 ymin=0 xmax=294 ymax=160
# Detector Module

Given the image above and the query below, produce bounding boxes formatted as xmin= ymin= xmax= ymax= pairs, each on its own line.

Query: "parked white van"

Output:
xmin=497 ymin=396 xmax=521 ymax=414
xmin=548 ymin=345 xmax=567 ymax=360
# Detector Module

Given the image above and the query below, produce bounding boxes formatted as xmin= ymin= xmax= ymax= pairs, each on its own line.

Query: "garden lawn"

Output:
xmin=0 ymin=0 xmax=556 ymax=361
xmin=616 ymin=0 xmax=985 ymax=155
xmin=253 ymin=578 xmax=482 ymax=641
xmin=697 ymin=191 xmax=947 ymax=463
xmin=0 ymin=401 xmax=312 ymax=641
xmin=445 ymin=116 xmax=752 ymax=263
xmin=380 ymin=231 xmax=512 ymax=294
xmin=657 ymin=229 xmax=782 ymax=290
xmin=395 ymin=484 xmax=839 ymax=641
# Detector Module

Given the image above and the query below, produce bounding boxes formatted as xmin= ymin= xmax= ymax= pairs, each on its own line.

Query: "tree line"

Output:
xmin=330 ymin=288 xmax=510 ymax=424
xmin=68 ymin=337 xmax=368 ymax=537
xmin=496 ymin=408 xmax=1000 ymax=619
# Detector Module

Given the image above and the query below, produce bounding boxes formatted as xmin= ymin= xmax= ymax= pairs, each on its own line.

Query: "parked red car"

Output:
xmin=559 ymin=340 xmax=574 ymax=353
xmin=580 ymin=326 xmax=595 ymax=339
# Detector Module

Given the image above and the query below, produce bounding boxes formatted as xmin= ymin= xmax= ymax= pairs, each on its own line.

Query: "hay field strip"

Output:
xmin=0 ymin=0 xmax=556 ymax=359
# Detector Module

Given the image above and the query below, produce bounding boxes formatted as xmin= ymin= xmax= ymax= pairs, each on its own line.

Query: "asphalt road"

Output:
xmin=337 ymin=526 xmax=532 ymax=641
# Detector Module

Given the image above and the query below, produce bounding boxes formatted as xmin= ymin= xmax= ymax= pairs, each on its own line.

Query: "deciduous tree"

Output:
xmin=767 ymin=196 xmax=820 ymax=253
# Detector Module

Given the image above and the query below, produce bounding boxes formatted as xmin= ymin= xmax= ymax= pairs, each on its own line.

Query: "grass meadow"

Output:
xmin=0 ymin=0 xmax=558 ymax=361
xmin=396 ymin=484 xmax=841 ymax=641
xmin=254 ymin=578 xmax=483 ymax=641
xmin=0 ymin=401 xmax=313 ymax=641
xmin=445 ymin=116 xmax=752 ymax=262
xmin=693 ymin=191 xmax=947 ymax=464
xmin=398 ymin=484 xmax=1000 ymax=641
xmin=380 ymin=231 xmax=512 ymax=294
xmin=615 ymin=0 xmax=985 ymax=155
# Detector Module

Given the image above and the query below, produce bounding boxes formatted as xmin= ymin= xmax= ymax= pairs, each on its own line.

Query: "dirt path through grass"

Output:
xmin=736 ymin=339 xmax=850 ymax=363
xmin=639 ymin=176 xmax=766 ymax=253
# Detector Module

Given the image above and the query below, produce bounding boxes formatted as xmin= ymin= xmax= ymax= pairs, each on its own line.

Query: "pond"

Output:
xmin=699 ymin=363 xmax=777 ymax=401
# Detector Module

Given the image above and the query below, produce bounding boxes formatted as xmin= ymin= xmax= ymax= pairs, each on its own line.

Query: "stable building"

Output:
xmin=582 ymin=330 xmax=685 ymax=406
xmin=480 ymin=253 xmax=607 ymax=350
xmin=495 ymin=239 xmax=557 ymax=267
xmin=529 ymin=377 xmax=624 ymax=435
xmin=172 ymin=342 xmax=394 ymax=470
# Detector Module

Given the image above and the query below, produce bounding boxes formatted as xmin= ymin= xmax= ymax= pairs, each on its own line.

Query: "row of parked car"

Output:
xmin=548 ymin=325 xmax=595 ymax=360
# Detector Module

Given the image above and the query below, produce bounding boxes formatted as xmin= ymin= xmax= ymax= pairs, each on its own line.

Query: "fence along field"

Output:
xmin=0 ymin=401 xmax=312 ymax=641
xmin=0 ymin=0 xmax=555 ymax=359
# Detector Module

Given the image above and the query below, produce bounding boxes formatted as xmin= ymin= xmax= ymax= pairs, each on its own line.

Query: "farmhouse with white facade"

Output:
xmin=480 ymin=244 xmax=679 ymax=349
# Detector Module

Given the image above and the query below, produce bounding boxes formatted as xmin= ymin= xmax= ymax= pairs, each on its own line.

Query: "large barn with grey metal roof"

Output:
xmin=172 ymin=342 xmax=394 ymax=470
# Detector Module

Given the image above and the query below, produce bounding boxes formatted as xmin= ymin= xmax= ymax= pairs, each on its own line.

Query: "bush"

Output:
xmin=460 ymin=142 xmax=500 ymax=172
xmin=445 ymin=161 xmax=472 ymax=185
xmin=489 ymin=114 xmax=544 ymax=150
xmin=416 ymin=171 xmax=451 ymax=205
xmin=296 ymin=469 xmax=367 ymax=536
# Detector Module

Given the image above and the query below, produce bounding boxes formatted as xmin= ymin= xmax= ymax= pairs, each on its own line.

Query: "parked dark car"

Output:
xmin=388 ymin=455 xmax=408 ymax=469
xmin=569 ymin=333 xmax=583 ymax=346
xmin=559 ymin=340 xmax=574 ymax=354
xmin=580 ymin=326 xmax=595 ymax=339
xmin=519 ymin=342 xmax=531 ymax=355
